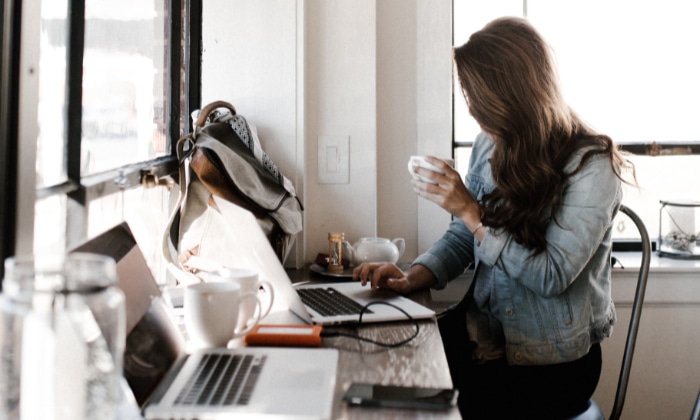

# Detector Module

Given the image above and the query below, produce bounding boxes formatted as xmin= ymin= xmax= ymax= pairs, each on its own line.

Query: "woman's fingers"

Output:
xmin=352 ymin=262 xmax=407 ymax=292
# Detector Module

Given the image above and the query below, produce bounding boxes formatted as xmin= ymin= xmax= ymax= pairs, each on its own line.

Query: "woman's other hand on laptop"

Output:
xmin=352 ymin=263 xmax=436 ymax=295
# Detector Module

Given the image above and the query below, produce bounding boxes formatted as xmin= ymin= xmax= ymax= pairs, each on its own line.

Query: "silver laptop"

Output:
xmin=179 ymin=195 xmax=435 ymax=326
xmin=73 ymin=223 xmax=339 ymax=420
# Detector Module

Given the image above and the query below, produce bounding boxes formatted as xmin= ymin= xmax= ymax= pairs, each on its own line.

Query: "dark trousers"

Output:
xmin=438 ymin=305 xmax=602 ymax=420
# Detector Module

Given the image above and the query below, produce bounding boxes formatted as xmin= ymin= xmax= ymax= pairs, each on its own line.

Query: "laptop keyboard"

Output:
xmin=174 ymin=353 xmax=266 ymax=407
xmin=297 ymin=287 xmax=373 ymax=316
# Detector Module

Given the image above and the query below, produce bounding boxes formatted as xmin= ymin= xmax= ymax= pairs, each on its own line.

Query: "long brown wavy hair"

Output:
xmin=453 ymin=17 xmax=632 ymax=253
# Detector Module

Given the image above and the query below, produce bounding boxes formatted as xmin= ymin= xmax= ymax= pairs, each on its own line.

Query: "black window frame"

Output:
xmin=0 ymin=0 xmax=22 ymax=286
xmin=0 ymin=0 xmax=202 ymax=285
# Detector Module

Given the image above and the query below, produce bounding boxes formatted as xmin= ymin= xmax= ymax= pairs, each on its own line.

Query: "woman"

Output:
xmin=353 ymin=17 xmax=634 ymax=419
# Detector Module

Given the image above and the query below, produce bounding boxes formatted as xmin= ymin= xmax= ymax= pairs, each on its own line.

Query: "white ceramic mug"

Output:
xmin=206 ymin=268 xmax=275 ymax=332
xmin=184 ymin=282 xmax=261 ymax=348
xmin=407 ymin=155 xmax=455 ymax=184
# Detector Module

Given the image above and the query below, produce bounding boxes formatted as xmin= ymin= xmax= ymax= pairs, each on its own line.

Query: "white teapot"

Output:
xmin=344 ymin=237 xmax=406 ymax=265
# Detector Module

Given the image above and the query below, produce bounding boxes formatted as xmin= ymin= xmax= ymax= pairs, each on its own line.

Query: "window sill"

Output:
xmin=612 ymin=251 xmax=700 ymax=274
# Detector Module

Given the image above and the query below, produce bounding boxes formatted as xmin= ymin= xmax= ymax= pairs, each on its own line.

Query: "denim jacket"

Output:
xmin=414 ymin=132 xmax=621 ymax=365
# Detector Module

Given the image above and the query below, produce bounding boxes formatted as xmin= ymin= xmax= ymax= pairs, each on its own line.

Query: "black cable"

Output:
xmin=320 ymin=301 xmax=420 ymax=348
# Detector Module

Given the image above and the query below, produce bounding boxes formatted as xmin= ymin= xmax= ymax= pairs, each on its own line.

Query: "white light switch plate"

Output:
xmin=318 ymin=135 xmax=349 ymax=184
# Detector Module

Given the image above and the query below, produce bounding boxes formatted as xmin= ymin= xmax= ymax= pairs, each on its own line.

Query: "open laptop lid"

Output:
xmin=183 ymin=196 xmax=434 ymax=326
xmin=71 ymin=222 xmax=186 ymax=407
xmin=180 ymin=196 xmax=313 ymax=324
xmin=72 ymin=222 xmax=340 ymax=420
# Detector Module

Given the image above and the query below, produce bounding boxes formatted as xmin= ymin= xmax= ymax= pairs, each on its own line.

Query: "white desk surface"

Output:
xmin=279 ymin=269 xmax=462 ymax=419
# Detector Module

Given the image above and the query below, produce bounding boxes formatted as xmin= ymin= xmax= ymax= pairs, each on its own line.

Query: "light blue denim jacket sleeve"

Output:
xmin=414 ymin=132 xmax=622 ymax=365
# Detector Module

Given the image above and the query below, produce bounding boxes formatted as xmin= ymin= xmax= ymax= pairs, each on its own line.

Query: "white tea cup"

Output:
xmin=184 ymin=282 xmax=261 ymax=348
xmin=206 ymin=268 xmax=275 ymax=332
xmin=407 ymin=155 xmax=455 ymax=184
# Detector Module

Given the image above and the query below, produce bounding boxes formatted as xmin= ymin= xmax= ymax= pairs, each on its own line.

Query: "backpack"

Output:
xmin=162 ymin=101 xmax=303 ymax=284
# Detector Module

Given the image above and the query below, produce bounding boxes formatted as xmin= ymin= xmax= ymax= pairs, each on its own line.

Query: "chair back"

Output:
xmin=608 ymin=205 xmax=651 ymax=420
xmin=690 ymin=388 xmax=700 ymax=420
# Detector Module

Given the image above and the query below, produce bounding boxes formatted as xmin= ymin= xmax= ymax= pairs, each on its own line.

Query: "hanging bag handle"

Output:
xmin=194 ymin=101 xmax=236 ymax=130
xmin=162 ymin=101 xmax=238 ymax=286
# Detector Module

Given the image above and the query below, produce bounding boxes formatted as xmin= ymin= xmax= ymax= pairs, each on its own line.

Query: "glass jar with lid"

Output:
xmin=658 ymin=200 xmax=700 ymax=259
xmin=0 ymin=253 xmax=125 ymax=420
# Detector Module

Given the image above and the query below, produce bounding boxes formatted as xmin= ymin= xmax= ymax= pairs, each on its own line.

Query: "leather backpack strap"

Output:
xmin=161 ymin=101 xmax=241 ymax=285
xmin=194 ymin=101 xmax=236 ymax=130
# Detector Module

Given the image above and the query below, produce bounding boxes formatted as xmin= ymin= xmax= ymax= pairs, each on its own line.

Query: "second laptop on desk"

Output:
xmin=73 ymin=222 xmax=339 ymax=420
xmin=180 ymin=195 xmax=436 ymax=326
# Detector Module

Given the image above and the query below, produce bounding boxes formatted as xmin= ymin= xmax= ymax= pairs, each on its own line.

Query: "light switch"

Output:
xmin=326 ymin=146 xmax=338 ymax=172
xmin=318 ymin=135 xmax=349 ymax=184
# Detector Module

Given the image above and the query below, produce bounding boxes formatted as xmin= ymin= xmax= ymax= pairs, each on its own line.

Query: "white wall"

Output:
xmin=202 ymin=0 xmax=452 ymax=267
xmin=303 ymin=0 xmax=379 ymax=263
xmin=202 ymin=0 xmax=301 ymax=263
xmin=377 ymin=0 xmax=454 ymax=258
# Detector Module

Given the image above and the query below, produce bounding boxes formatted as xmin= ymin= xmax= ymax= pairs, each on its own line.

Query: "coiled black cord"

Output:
xmin=320 ymin=301 xmax=420 ymax=348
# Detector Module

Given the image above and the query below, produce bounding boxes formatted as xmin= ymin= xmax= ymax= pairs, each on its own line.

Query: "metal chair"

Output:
xmin=568 ymin=204 xmax=651 ymax=420
xmin=690 ymin=388 xmax=700 ymax=420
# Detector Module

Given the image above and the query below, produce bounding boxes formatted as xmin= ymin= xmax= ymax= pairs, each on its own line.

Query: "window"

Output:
xmin=39 ymin=0 xmax=161 ymax=186
xmin=0 ymin=0 xmax=202 ymax=285
xmin=453 ymin=0 xmax=700 ymax=243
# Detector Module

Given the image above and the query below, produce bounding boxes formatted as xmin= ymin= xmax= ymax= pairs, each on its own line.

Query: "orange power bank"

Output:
xmin=244 ymin=324 xmax=323 ymax=347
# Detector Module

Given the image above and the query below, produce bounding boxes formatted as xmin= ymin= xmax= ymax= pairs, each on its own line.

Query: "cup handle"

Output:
xmin=232 ymin=292 xmax=262 ymax=338
xmin=258 ymin=280 xmax=275 ymax=319
xmin=393 ymin=237 xmax=406 ymax=260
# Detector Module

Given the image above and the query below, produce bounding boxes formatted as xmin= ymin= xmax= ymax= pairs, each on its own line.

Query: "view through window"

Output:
xmin=34 ymin=0 xmax=173 ymax=258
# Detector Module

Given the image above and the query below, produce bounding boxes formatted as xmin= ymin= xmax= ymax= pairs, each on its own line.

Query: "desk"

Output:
xmin=282 ymin=269 xmax=461 ymax=419
xmin=166 ymin=270 xmax=461 ymax=419
xmin=324 ymin=319 xmax=460 ymax=419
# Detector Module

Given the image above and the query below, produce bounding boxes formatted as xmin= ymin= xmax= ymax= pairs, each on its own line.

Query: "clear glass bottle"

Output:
xmin=0 ymin=253 xmax=125 ymax=420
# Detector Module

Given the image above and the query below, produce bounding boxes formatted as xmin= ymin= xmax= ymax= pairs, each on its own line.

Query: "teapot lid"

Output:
xmin=358 ymin=237 xmax=390 ymax=242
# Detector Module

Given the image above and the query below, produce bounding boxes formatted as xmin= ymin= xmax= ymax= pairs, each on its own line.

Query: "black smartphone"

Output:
xmin=342 ymin=383 xmax=459 ymax=410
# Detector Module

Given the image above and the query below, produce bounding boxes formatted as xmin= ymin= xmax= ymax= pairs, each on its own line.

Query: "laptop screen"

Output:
xmin=71 ymin=222 xmax=186 ymax=406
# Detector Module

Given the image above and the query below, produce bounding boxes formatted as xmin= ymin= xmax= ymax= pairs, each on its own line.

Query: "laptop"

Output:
xmin=72 ymin=222 xmax=339 ymax=420
xmin=178 ymin=195 xmax=436 ymax=326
